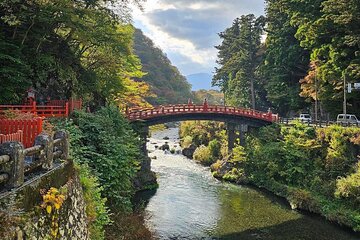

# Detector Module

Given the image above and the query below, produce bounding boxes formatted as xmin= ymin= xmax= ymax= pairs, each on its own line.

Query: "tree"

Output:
xmin=290 ymin=0 xmax=360 ymax=116
xmin=213 ymin=15 xmax=267 ymax=109
xmin=0 ymin=0 xmax=145 ymax=108
xmin=261 ymin=0 xmax=310 ymax=115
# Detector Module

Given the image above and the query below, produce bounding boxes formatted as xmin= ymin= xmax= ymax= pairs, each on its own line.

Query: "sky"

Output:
xmin=131 ymin=0 xmax=265 ymax=76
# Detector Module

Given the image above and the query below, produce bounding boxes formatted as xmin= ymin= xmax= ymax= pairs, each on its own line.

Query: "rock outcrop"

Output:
xmin=182 ymin=144 xmax=197 ymax=159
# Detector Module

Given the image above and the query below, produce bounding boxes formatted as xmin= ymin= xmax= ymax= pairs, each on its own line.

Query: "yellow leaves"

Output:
xmin=39 ymin=187 xmax=66 ymax=238
xmin=116 ymin=77 xmax=155 ymax=109
xmin=40 ymin=187 xmax=66 ymax=215
xmin=46 ymin=205 xmax=52 ymax=214
xmin=54 ymin=203 xmax=61 ymax=210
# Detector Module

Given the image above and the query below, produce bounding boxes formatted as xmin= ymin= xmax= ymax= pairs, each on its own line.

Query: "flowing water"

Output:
xmin=137 ymin=127 xmax=360 ymax=240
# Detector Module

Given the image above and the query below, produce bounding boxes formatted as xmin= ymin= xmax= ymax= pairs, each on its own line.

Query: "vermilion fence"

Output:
xmin=0 ymin=99 xmax=82 ymax=118
xmin=0 ymin=130 xmax=23 ymax=145
xmin=0 ymin=118 xmax=43 ymax=148
xmin=69 ymin=98 xmax=82 ymax=113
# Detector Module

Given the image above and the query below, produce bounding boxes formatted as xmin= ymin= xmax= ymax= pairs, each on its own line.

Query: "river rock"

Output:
xmin=210 ymin=159 xmax=249 ymax=184
xmin=182 ymin=144 xmax=197 ymax=159
xmin=160 ymin=143 xmax=170 ymax=151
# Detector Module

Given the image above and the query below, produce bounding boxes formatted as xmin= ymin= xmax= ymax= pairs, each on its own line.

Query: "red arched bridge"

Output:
xmin=126 ymin=104 xmax=278 ymax=128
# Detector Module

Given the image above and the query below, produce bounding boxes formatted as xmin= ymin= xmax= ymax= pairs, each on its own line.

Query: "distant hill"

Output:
xmin=133 ymin=29 xmax=193 ymax=105
xmin=193 ymin=89 xmax=224 ymax=105
xmin=186 ymin=73 xmax=218 ymax=91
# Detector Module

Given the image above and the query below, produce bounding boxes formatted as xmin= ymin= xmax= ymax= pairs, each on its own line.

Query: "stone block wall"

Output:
xmin=0 ymin=161 xmax=89 ymax=239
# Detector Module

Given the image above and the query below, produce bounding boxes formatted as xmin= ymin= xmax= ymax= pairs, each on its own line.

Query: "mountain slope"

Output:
xmin=133 ymin=29 xmax=193 ymax=105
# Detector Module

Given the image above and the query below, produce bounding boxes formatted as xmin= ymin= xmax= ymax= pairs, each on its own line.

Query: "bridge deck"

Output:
xmin=127 ymin=104 xmax=278 ymax=123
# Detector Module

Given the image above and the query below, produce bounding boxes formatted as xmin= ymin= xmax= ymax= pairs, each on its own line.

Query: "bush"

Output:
xmin=55 ymin=106 xmax=140 ymax=211
xmin=193 ymin=145 xmax=213 ymax=165
xmin=208 ymin=139 xmax=221 ymax=159
xmin=182 ymin=136 xmax=193 ymax=148
xmin=77 ymin=164 xmax=110 ymax=240
xmin=231 ymin=146 xmax=246 ymax=163
xmin=223 ymin=168 xmax=244 ymax=182
xmin=335 ymin=162 xmax=360 ymax=203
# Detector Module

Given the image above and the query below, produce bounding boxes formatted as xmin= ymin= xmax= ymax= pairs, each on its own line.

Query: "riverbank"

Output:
xmin=179 ymin=121 xmax=360 ymax=234
xmin=137 ymin=126 xmax=360 ymax=239
xmin=54 ymin=107 xmax=158 ymax=239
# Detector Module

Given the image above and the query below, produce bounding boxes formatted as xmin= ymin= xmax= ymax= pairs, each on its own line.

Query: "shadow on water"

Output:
xmin=214 ymin=217 xmax=360 ymax=240
xmin=133 ymin=189 xmax=158 ymax=211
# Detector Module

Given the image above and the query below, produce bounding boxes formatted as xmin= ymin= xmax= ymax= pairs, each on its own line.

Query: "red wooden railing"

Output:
xmin=126 ymin=104 xmax=278 ymax=123
xmin=69 ymin=98 xmax=82 ymax=113
xmin=0 ymin=130 xmax=23 ymax=145
xmin=0 ymin=118 xmax=43 ymax=148
xmin=0 ymin=99 xmax=82 ymax=118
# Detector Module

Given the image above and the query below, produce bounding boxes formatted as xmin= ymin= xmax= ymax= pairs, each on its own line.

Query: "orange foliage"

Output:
xmin=299 ymin=61 xmax=318 ymax=101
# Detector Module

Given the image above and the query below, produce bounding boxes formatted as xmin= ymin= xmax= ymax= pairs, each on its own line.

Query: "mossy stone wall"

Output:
xmin=0 ymin=160 xmax=89 ymax=239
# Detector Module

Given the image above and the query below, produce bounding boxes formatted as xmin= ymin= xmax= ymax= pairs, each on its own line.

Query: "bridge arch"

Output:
xmin=126 ymin=104 xmax=277 ymax=128
xmin=126 ymin=104 xmax=277 ymax=154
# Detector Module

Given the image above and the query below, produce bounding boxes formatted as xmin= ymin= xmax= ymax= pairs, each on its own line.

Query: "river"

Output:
xmin=136 ymin=127 xmax=360 ymax=240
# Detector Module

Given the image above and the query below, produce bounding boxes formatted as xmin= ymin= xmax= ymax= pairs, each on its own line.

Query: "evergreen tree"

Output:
xmin=262 ymin=0 xmax=310 ymax=115
xmin=290 ymin=0 xmax=360 ymax=116
xmin=213 ymin=14 xmax=266 ymax=109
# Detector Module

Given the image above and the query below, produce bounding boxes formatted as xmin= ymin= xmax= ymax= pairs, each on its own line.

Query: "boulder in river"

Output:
xmin=182 ymin=144 xmax=197 ymax=159
xmin=160 ymin=143 xmax=170 ymax=151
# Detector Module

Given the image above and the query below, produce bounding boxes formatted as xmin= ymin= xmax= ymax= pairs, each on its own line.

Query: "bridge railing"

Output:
xmin=0 ymin=130 xmax=69 ymax=191
xmin=127 ymin=104 xmax=277 ymax=122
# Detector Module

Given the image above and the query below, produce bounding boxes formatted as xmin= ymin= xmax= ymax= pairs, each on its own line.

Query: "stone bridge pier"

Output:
xmin=227 ymin=122 xmax=248 ymax=152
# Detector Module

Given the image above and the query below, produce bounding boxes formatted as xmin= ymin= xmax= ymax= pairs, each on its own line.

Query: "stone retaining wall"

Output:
xmin=0 ymin=161 xmax=89 ymax=239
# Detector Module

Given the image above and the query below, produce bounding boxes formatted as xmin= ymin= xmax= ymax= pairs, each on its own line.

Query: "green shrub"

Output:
xmin=77 ymin=164 xmax=111 ymax=240
xmin=55 ymin=106 xmax=140 ymax=212
xmin=231 ymin=146 xmax=246 ymax=163
xmin=287 ymin=188 xmax=320 ymax=212
xmin=208 ymin=139 xmax=221 ymax=159
xmin=335 ymin=163 xmax=360 ymax=203
xmin=182 ymin=136 xmax=193 ymax=148
xmin=193 ymin=145 xmax=213 ymax=165
xmin=223 ymin=168 xmax=244 ymax=182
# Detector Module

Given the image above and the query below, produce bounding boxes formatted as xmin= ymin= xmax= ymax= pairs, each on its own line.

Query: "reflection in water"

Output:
xmin=138 ymin=127 xmax=360 ymax=240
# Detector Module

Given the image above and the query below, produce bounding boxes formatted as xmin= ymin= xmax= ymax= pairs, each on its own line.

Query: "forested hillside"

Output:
xmin=0 ymin=1 xmax=155 ymax=238
xmin=0 ymin=0 xmax=153 ymax=109
xmin=133 ymin=29 xmax=193 ymax=105
xmin=214 ymin=0 xmax=360 ymax=117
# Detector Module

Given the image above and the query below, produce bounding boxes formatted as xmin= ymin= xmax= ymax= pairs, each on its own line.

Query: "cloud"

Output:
xmin=132 ymin=0 xmax=264 ymax=75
